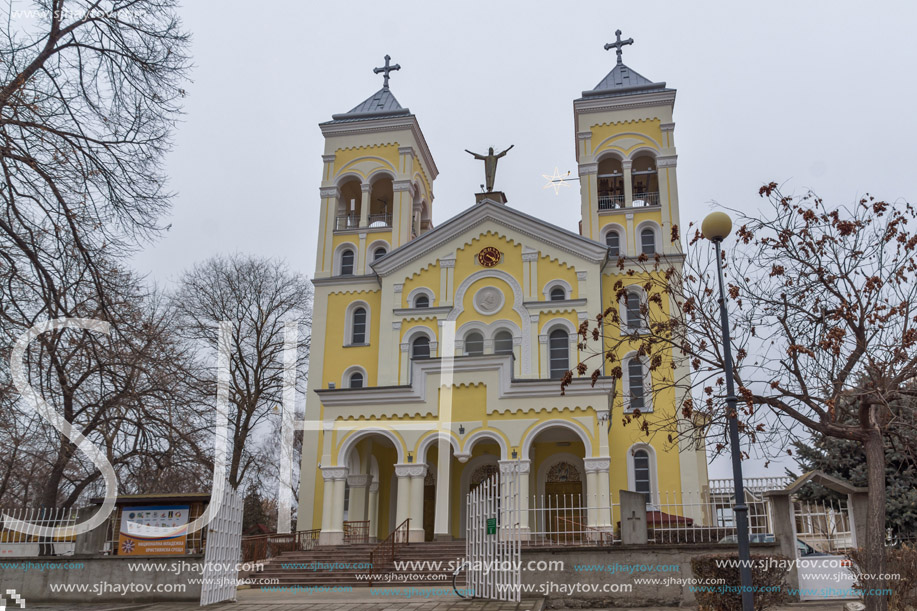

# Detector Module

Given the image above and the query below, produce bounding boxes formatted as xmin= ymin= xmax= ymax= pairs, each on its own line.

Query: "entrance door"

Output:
xmin=545 ymin=461 xmax=584 ymax=543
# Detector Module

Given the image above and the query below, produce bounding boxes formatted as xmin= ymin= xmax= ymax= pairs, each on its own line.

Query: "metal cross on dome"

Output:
xmin=373 ymin=54 xmax=401 ymax=89
xmin=604 ymin=29 xmax=634 ymax=65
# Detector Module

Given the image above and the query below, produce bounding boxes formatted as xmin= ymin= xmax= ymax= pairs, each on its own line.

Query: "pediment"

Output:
xmin=372 ymin=200 xmax=609 ymax=277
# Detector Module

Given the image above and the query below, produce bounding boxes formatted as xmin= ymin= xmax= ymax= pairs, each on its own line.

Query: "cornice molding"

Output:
xmin=522 ymin=298 xmax=587 ymax=310
xmin=578 ymin=163 xmax=598 ymax=176
xmin=322 ymin=154 xmax=337 ymax=163
xmin=312 ymin=274 xmax=380 ymax=288
xmin=319 ymin=115 xmax=439 ymax=180
xmin=656 ymin=155 xmax=678 ymax=168
xmin=319 ymin=186 xmax=340 ymax=199
xmin=574 ymin=90 xmax=677 ymax=116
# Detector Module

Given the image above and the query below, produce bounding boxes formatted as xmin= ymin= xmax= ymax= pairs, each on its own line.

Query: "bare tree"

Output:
xmin=0 ymin=0 xmax=193 ymax=506
xmin=170 ymin=254 xmax=312 ymax=490
xmin=570 ymin=186 xmax=917 ymax=611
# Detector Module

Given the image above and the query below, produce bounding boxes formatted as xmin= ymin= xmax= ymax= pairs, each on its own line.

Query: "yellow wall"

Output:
xmin=324 ymin=289 xmax=382 ymax=386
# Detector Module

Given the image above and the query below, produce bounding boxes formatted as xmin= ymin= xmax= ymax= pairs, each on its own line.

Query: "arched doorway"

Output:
xmin=545 ymin=461 xmax=584 ymax=542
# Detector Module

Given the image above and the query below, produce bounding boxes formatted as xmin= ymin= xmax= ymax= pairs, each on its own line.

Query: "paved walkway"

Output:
xmin=19 ymin=588 xmax=854 ymax=611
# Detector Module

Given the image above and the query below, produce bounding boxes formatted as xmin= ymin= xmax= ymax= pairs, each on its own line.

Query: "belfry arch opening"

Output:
xmin=631 ymin=155 xmax=659 ymax=207
xmin=369 ymin=175 xmax=393 ymax=227
xmin=597 ymin=157 xmax=624 ymax=210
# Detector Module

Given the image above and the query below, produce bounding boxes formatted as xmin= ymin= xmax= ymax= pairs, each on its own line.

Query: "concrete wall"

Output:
xmin=0 ymin=555 xmax=203 ymax=603
xmin=521 ymin=543 xmax=781 ymax=608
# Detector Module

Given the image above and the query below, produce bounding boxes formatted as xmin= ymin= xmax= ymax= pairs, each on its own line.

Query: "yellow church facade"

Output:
xmin=298 ymin=42 xmax=709 ymax=545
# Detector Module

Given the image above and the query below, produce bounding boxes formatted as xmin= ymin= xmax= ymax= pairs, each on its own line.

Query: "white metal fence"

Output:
xmin=200 ymin=485 xmax=244 ymax=606
xmin=0 ymin=508 xmax=79 ymax=556
xmin=466 ymin=473 xmax=521 ymax=602
xmin=519 ymin=491 xmax=775 ymax=547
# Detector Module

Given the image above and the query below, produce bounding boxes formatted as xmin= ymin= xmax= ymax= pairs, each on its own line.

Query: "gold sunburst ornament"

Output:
xmin=542 ymin=167 xmax=572 ymax=195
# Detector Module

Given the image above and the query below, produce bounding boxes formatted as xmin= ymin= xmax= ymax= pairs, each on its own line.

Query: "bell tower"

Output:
xmin=314 ymin=55 xmax=438 ymax=280
xmin=574 ymin=31 xmax=681 ymax=258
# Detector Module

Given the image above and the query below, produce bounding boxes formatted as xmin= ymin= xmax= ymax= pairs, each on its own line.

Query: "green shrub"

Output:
xmin=690 ymin=554 xmax=791 ymax=611
xmin=848 ymin=544 xmax=917 ymax=610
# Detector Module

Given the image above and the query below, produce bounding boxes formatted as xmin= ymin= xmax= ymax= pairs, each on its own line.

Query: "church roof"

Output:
xmin=580 ymin=62 xmax=669 ymax=99
xmin=329 ymin=86 xmax=412 ymax=123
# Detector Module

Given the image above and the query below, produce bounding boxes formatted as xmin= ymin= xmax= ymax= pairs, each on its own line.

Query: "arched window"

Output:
xmin=414 ymin=294 xmax=430 ymax=309
xmin=626 ymin=292 xmax=642 ymax=330
xmin=640 ymin=228 xmax=656 ymax=255
xmin=633 ymin=449 xmax=651 ymax=502
xmin=351 ymin=307 xmax=367 ymax=344
xmin=372 ymin=247 xmax=387 ymax=262
xmin=548 ymin=329 xmax=569 ymax=379
xmin=464 ymin=331 xmax=484 ymax=356
xmin=628 ymin=358 xmax=646 ymax=410
xmin=549 ymin=287 xmax=566 ymax=301
xmin=411 ymin=335 xmax=430 ymax=360
xmin=348 ymin=371 xmax=364 ymax=389
xmin=340 ymin=248 xmax=355 ymax=275
xmin=606 ymin=230 xmax=621 ymax=257
xmin=494 ymin=330 xmax=514 ymax=355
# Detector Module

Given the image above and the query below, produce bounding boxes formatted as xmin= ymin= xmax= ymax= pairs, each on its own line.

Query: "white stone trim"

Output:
xmin=622 ymin=351 xmax=654 ymax=413
xmin=394 ymin=463 xmax=427 ymax=478
xmin=578 ymin=163 xmax=598 ymax=176
xmin=332 ymin=242 xmax=358 ymax=276
xmin=619 ymin=285 xmax=648 ymax=334
xmin=320 ymin=186 xmax=340 ymax=199
xmin=521 ymin=419 xmax=593 ymax=459
xmin=406 ymin=286 xmax=435 ymax=309
xmin=462 ymin=429 xmax=509 ymax=458
xmin=601 ymin=223 xmax=627 ymax=256
xmin=415 ymin=431 xmax=461 ymax=462
xmin=342 ymin=365 xmax=368 ymax=389
xmin=347 ymin=474 xmax=372 ymax=487
xmin=337 ymin=428 xmax=405 ymax=465
xmin=368 ymin=239 xmax=391 ymax=264
xmin=635 ymin=219 xmax=662 ymax=256
xmin=656 ymin=155 xmax=677 ymax=168
xmin=542 ymin=279 xmax=572 ymax=301
xmin=449 ymin=269 xmax=532 ymax=375
xmin=321 ymin=466 xmax=349 ymax=481
xmin=343 ymin=300 xmax=372 ymax=347
xmin=626 ymin=442 xmax=659 ymax=506
xmin=583 ymin=457 xmax=611 ymax=473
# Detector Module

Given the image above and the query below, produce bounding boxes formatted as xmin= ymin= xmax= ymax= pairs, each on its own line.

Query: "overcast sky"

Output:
xmin=132 ymin=0 xmax=917 ymax=478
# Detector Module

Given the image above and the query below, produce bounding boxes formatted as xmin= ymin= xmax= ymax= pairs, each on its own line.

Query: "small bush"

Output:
xmin=691 ymin=553 xmax=791 ymax=611
xmin=848 ymin=544 xmax=917 ymax=610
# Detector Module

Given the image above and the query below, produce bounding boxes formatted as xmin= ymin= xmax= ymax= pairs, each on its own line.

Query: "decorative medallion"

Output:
xmin=547 ymin=462 xmax=581 ymax=483
xmin=477 ymin=247 xmax=501 ymax=267
xmin=473 ymin=287 xmax=504 ymax=315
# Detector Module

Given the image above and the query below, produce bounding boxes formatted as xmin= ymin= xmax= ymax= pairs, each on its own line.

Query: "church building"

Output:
xmin=298 ymin=35 xmax=709 ymax=545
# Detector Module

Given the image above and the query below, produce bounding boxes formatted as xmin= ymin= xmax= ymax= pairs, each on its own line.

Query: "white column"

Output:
xmin=411 ymin=465 xmax=427 ymax=543
xmin=433 ymin=441 xmax=452 ymax=540
xmin=359 ymin=183 xmax=371 ymax=227
xmin=346 ymin=474 xmax=371 ymax=522
xmin=584 ymin=469 xmax=598 ymax=528
xmin=394 ymin=464 xmax=412 ymax=530
xmin=368 ymin=482 xmax=380 ymax=542
xmin=319 ymin=466 xmax=348 ymax=546
xmin=622 ymin=160 xmax=634 ymax=208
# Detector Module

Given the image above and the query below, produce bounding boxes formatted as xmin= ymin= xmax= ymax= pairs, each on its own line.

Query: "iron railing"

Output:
xmin=343 ymin=520 xmax=370 ymax=544
xmin=598 ymin=194 xmax=625 ymax=210
xmin=241 ymin=529 xmax=320 ymax=563
xmin=367 ymin=213 xmax=392 ymax=227
xmin=368 ymin=518 xmax=410 ymax=586
xmin=335 ymin=214 xmax=359 ymax=230
xmin=632 ymin=191 xmax=660 ymax=207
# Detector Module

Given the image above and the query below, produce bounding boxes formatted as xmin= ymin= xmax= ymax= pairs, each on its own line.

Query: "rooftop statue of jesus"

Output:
xmin=465 ymin=145 xmax=514 ymax=193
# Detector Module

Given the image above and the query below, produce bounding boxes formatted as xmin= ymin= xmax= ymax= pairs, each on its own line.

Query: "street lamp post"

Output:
xmin=702 ymin=211 xmax=754 ymax=611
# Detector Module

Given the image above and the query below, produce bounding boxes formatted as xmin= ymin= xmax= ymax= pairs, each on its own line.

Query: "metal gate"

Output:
xmin=466 ymin=471 xmax=521 ymax=602
xmin=200 ymin=485 xmax=243 ymax=606
xmin=793 ymin=498 xmax=856 ymax=600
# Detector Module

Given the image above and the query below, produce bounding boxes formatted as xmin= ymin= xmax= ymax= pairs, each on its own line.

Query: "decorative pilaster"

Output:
xmin=584 ymin=457 xmax=612 ymax=532
xmin=368 ymin=482 xmax=380 ymax=542
xmin=622 ymin=160 xmax=634 ymax=208
xmin=439 ymin=256 xmax=455 ymax=306
xmin=359 ymin=183 xmax=371 ymax=228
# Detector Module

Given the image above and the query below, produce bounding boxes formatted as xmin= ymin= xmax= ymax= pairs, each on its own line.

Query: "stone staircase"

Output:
xmin=254 ymin=540 xmax=468 ymax=587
